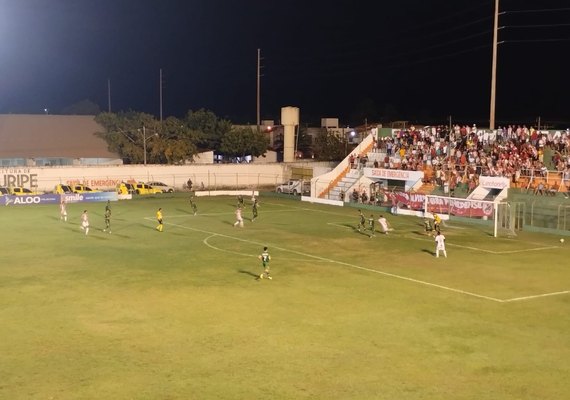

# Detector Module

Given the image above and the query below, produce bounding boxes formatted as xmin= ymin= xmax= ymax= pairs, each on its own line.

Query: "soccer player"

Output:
xmin=189 ymin=195 xmax=198 ymax=216
xmin=156 ymin=208 xmax=164 ymax=232
xmin=233 ymin=206 xmax=244 ymax=227
xmin=103 ymin=207 xmax=111 ymax=233
xmin=60 ymin=199 xmax=67 ymax=222
xmin=357 ymin=209 xmax=366 ymax=232
xmin=378 ymin=214 xmax=390 ymax=234
xmin=80 ymin=210 xmax=89 ymax=235
xmin=368 ymin=214 xmax=376 ymax=237
xmin=252 ymin=198 xmax=259 ymax=221
xmin=435 ymin=231 xmax=447 ymax=258
xmin=237 ymin=194 xmax=245 ymax=208
xmin=424 ymin=218 xmax=434 ymax=236
xmin=105 ymin=200 xmax=111 ymax=213
xmin=433 ymin=213 xmax=442 ymax=233
xmin=258 ymin=246 xmax=272 ymax=280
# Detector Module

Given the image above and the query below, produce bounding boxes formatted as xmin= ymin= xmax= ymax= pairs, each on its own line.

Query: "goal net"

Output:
xmin=495 ymin=202 xmax=524 ymax=237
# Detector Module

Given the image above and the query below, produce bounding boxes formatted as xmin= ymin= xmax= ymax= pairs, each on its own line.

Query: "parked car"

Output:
xmin=147 ymin=181 xmax=175 ymax=193
xmin=276 ymin=180 xmax=310 ymax=195
xmin=10 ymin=187 xmax=38 ymax=195
xmin=117 ymin=182 xmax=136 ymax=195
xmin=72 ymin=185 xmax=100 ymax=194
xmin=55 ymin=184 xmax=73 ymax=194
xmin=134 ymin=183 xmax=162 ymax=195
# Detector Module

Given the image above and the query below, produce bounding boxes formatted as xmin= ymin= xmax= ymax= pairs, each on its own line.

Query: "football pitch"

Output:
xmin=1 ymin=194 xmax=569 ymax=399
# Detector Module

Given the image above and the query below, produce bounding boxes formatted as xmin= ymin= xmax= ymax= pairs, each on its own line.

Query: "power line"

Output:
xmin=268 ymin=4 xmax=493 ymax=65
xmin=271 ymin=27 xmax=492 ymax=75
xmin=416 ymin=16 xmax=492 ymax=40
xmin=399 ymin=1 xmax=492 ymax=33
xmin=503 ymin=23 xmax=570 ymax=29
xmin=502 ymin=38 xmax=570 ymax=43
xmin=503 ymin=7 xmax=570 ymax=14
xmin=274 ymin=43 xmax=491 ymax=80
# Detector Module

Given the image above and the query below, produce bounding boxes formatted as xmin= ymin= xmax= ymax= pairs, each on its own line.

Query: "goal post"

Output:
xmin=424 ymin=194 xmax=512 ymax=237
xmin=494 ymin=201 xmax=524 ymax=237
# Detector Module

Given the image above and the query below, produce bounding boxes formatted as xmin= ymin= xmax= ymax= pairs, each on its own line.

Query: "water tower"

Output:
xmin=281 ymin=106 xmax=299 ymax=162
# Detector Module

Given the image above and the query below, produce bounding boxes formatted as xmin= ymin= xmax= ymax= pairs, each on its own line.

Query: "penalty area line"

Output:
xmin=503 ymin=290 xmax=570 ymax=302
xmin=404 ymin=235 xmax=556 ymax=255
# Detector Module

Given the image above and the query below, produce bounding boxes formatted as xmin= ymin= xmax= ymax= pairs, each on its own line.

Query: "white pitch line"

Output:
xmin=494 ymin=246 xmax=560 ymax=254
xmin=202 ymin=234 xmax=330 ymax=262
xmin=157 ymin=219 xmax=505 ymax=303
xmin=405 ymin=235 xmax=498 ymax=253
xmin=203 ymin=234 xmax=257 ymax=258
xmin=166 ymin=209 xmax=298 ymax=218
xmin=405 ymin=235 xmax=558 ymax=255
xmin=503 ymin=290 xmax=570 ymax=302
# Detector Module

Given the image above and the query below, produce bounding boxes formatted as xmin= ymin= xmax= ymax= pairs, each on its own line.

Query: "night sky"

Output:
xmin=1 ymin=0 xmax=569 ymax=126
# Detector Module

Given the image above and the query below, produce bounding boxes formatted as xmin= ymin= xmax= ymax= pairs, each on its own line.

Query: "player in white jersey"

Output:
xmin=435 ymin=231 xmax=447 ymax=258
xmin=80 ymin=210 xmax=89 ymax=235
xmin=60 ymin=199 xmax=67 ymax=222
xmin=377 ymin=215 xmax=390 ymax=234
xmin=233 ymin=206 xmax=244 ymax=227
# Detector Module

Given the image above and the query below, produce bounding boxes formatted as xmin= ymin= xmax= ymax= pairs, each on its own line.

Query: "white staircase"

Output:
xmin=312 ymin=133 xmax=375 ymax=200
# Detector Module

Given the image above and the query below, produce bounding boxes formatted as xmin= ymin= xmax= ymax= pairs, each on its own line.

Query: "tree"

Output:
xmin=220 ymin=127 xmax=269 ymax=160
xmin=95 ymin=112 xmax=199 ymax=164
xmin=295 ymin=125 xmax=313 ymax=158
xmin=153 ymin=116 xmax=199 ymax=164
xmin=185 ymin=109 xmax=232 ymax=151
xmin=312 ymin=128 xmax=345 ymax=161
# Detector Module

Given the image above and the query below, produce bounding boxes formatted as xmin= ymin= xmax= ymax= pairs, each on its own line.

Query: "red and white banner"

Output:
xmin=389 ymin=192 xmax=495 ymax=218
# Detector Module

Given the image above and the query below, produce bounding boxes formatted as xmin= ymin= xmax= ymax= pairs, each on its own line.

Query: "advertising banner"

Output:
xmin=364 ymin=168 xmax=423 ymax=182
xmin=426 ymin=197 xmax=494 ymax=218
xmin=3 ymin=191 xmax=118 ymax=206
xmin=389 ymin=192 xmax=494 ymax=218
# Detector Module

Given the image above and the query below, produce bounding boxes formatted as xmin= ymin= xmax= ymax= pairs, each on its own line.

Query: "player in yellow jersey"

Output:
xmin=433 ymin=213 xmax=442 ymax=233
xmin=156 ymin=208 xmax=164 ymax=232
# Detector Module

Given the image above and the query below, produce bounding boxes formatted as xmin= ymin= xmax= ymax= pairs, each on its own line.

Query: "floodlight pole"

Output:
xmin=489 ymin=0 xmax=500 ymax=130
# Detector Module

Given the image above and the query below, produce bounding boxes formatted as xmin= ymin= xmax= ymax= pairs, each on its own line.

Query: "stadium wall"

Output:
xmin=1 ymin=164 xmax=288 ymax=192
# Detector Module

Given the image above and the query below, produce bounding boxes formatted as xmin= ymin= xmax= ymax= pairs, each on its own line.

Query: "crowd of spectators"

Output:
xmin=344 ymin=124 xmax=570 ymax=203
xmin=368 ymin=124 xmax=570 ymax=193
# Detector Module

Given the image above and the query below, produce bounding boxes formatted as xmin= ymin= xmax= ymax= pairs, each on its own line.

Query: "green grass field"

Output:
xmin=1 ymin=194 xmax=569 ymax=400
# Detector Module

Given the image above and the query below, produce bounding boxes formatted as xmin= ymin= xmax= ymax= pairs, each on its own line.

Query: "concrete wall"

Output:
xmin=1 ymin=163 xmax=288 ymax=192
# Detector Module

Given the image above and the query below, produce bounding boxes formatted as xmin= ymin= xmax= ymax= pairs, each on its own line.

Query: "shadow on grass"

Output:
xmin=239 ymin=270 xmax=260 ymax=279
xmin=421 ymin=249 xmax=435 ymax=256
xmin=355 ymin=228 xmax=372 ymax=237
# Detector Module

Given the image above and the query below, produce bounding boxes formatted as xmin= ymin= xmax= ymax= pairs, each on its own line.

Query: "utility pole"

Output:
xmin=140 ymin=125 xmax=158 ymax=166
xmin=107 ymin=79 xmax=111 ymax=112
xmin=143 ymin=125 xmax=147 ymax=166
xmin=489 ymin=0 xmax=500 ymax=129
xmin=159 ymin=69 xmax=163 ymax=123
xmin=257 ymin=48 xmax=261 ymax=130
